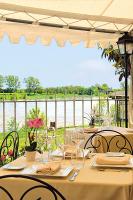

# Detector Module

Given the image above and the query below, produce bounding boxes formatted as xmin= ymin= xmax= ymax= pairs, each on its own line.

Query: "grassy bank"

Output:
xmin=0 ymin=92 xmax=107 ymax=101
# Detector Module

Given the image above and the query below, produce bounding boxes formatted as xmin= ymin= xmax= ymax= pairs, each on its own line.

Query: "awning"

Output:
xmin=0 ymin=0 xmax=132 ymax=47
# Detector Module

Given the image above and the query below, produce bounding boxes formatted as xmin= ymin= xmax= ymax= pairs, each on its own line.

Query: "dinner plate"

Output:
xmin=52 ymin=149 xmax=89 ymax=158
xmin=21 ymin=165 xmax=73 ymax=177
xmin=90 ymin=156 xmax=133 ymax=169
xmin=2 ymin=163 xmax=26 ymax=170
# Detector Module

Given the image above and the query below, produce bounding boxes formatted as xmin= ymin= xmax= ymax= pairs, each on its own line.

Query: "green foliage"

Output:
xmin=44 ymin=84 xmax=112 ymax=97
xmin=0 ymin=75 xmax=4 ymax=91
xmin=27 ymin=107 xmax=46 ymax=123
xmin=5 ymin=75 xmax=20 ymax=92
xmin=99 ymin=44 xmax=131 ymax=81
xmin=0 ymin=93 xmax=27 ymax=100
xmin=0 ymin=83 xmax=115 ymax=101
xmin=7 ymin=117 xmax=20 ymax=132
xmin=24 ymin=76 xmax=40 ymax=94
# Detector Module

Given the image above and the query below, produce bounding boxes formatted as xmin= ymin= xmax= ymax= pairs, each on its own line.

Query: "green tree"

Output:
xmin=99 ymin=44 xmax=131 ymax=81
xmin=0 ymin=75 xmax=4 ymax=91
xmin=24 ymin=76 xmax=40 ymax=94
xmin=5 ymin=75 xmax=20 ymax=92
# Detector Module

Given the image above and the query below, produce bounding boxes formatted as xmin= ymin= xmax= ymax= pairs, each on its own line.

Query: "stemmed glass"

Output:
xmin=37 ymin=133 xmax=46 ymax=162
xmin=70 ymin=147 xmax=85 ymax=170
xmin=37 ymin=132 xmax=55 ymax=163
xmin=54 ymin=134 xmax=65 ymax=161
xmin=101 ymin=114 xmax=112 ymax=129
xmin=70 ymin=128 xmax=83 ymax=148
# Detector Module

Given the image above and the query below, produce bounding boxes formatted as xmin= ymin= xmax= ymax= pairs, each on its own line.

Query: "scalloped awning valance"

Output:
xmin=0 ymin=21 xmax=120 ymax=47
xmin=0 ymin=0 xmax=132 ymax=47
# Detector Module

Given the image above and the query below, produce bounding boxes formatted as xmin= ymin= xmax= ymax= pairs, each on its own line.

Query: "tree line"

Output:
xmin=0 ymin=75 xmax=40 ymax=93
xmin=0 ymin=74 xmax=114 ymax=95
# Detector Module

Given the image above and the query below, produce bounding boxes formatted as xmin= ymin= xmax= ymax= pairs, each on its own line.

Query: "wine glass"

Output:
xmin=70 ymin=147 xmax=85 ymax=170
xmin=101 ymin=114 xmax=112 ymax=129
xmin=53 ymin=134 xmax=65 ymax=161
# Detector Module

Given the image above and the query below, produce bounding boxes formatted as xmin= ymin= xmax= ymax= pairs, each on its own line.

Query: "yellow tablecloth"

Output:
xmin=0 ymin=155 xmax=133 ymax=200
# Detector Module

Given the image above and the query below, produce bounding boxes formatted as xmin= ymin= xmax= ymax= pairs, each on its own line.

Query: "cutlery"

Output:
xmin=69 ymin=169 xmax=80 ymax=181
xmin=97 ymin=168 xmax=129 ymax=172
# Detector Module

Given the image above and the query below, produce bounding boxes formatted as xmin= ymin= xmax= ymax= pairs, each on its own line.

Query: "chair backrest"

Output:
xmin=0 ymin=131 xmax=19 ymax=166
xmin=0 ymin=174 xmax=66 ymax=200
xmin=84 ymin=129 xmax=133 ymax=154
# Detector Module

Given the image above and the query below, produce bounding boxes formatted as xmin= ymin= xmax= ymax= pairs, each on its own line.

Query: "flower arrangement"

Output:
xmin=25 ymin=118 xmax=44 ymax=152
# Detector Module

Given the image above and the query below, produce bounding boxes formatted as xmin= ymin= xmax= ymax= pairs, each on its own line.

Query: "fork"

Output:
xmin=69 ymin=169 xmax=80 ymax=181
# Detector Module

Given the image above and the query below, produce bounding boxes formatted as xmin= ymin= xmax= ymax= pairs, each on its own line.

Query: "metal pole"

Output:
xmin=124 ymin=44 xmax=128 ymax=128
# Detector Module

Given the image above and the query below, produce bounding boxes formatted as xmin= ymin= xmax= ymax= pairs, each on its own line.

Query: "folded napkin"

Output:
xmin=96 ymin=154 xmax=130 ymax=165
xmin=84 ymin=127 xmax=98 ymax=133
xmin=36 ymin=162 xmax=61 ymax=174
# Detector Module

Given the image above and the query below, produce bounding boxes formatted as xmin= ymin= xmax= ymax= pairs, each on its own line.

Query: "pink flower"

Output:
xmin=27 ymin=119 xmax=34 ymax=128
xmin=8 ymin=150 xmax=13 ymax=157
xmin=33 ymin=118 xmax=44 ymax=128
xmin=27 ymin=118 xmax=44 ymax=129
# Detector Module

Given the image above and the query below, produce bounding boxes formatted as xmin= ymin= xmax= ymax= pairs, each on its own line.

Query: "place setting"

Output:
xmin=90 ymin=152 xmax=133 ymax=170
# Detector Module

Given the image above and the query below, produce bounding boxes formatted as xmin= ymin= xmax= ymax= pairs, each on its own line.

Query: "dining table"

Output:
xmin=0 ymin=153 xmax=133 ymax=200
xmin=81 ymin=127 xmax=133 ymax=153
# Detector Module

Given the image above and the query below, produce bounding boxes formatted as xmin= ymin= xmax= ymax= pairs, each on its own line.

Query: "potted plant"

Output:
xmin=25 ymin=142 xmax=37 ymax=162
xmin=25 ymin=118 xmax=44 ymax=161
xmin=84 ymin=109 xmax=96 ymax=128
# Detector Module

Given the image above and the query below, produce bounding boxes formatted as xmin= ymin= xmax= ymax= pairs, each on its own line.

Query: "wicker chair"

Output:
xmin=0 ymin=174 xmax=66 ymax=200
xmin=0 ymin=131 xmax=19 ymax=166
xmin=83 ymin=129 xmax=133 ymax=154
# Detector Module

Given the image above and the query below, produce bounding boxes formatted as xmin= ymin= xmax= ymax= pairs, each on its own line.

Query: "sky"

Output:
xmin=0 ymin=34 xmax=120 ymax=89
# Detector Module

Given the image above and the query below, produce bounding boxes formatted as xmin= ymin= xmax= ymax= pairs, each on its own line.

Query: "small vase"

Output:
xmin=25 ymin=151 xmax=36 ymax=162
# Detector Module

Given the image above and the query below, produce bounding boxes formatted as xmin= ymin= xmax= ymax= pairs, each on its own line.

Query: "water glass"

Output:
xmin=70 ymin=147 xmax=85 ymax=170
xmin=42 ymin=151 xmax=49 ymax=163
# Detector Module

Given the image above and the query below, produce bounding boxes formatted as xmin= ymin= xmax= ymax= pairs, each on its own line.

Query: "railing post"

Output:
xmin=35 ymin=100 xmax=38 ymax=117
xmin=3 ymin=99 xmax=5 ymax=137
xmin=90 ymin=93 xmax=93 ymax=110
xmin=116 ymin=100 xmax=119 ymax=127
xmin=14 ymin=100 xmax=16 ymax=131
xmin=107 ymin=92 xmax=109 ymax=115
xmin=45 ymin=100 xmax=48 ymax=127
xmin=114 ymin=92 xmax=117 ymax=126
xmin=73 ymin=95 xmax=76 ymax=127
xmin=82 ymin=96 xmax=84 ymax=127
xmin=25 ymin=100 xmax=27 ymax=142
xmin=98 ymin=91 xmax=101 ymax=126
xmin=64 ymin=99 xmax=66 ymax=131
xmin=55 ymin=94 xmax=57 ymax=129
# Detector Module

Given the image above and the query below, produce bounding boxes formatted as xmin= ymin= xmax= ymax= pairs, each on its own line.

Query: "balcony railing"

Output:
xmin=0 ymin=95 xmax=126 ymax=137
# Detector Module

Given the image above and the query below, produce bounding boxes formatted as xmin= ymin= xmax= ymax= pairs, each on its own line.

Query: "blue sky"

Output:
xmin=0 ymin=35 xmax=120 ymax=89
